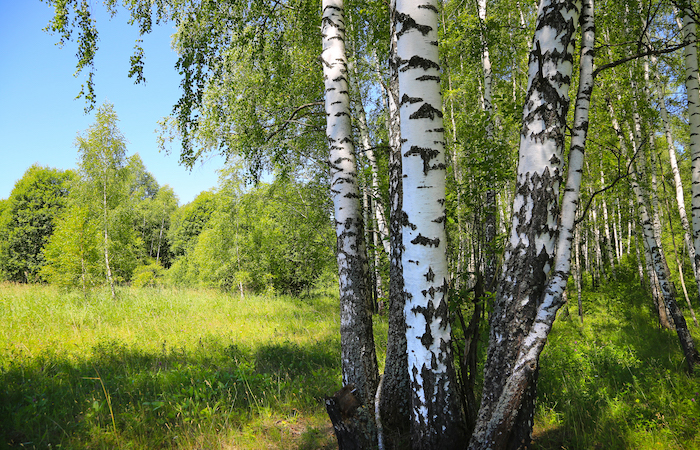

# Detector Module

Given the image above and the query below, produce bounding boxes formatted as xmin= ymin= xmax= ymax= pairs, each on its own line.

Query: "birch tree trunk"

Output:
xmin=396 ymin=1 xmax=465 ymax=447
xmin=321 ymin=3 xmax=379 ymax=443
xmin=378 ymin=0 xmax=411 ymax=445
xmin=630 ymin=157 xmax=699 ymax=372
xmin=599 ymin=168 xmax=615 ymax=270
xmin=469 ymin=0 xmax=584 ymax=447
xmin=680 ymin=8 xmax=700 ymax=288
xmin=348 ymin=44 xmax=391 ymax=257
xmin=103 ymin=176 xmax=115 ymax=300
xmin=478 ymin=0 xmax=498 ymax=289
xmin=657 ymin=81 xmax=700 ymax=298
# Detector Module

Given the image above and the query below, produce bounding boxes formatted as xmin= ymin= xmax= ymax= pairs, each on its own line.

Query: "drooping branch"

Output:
xmin=264 ymin=101 xmax=325 ymax=142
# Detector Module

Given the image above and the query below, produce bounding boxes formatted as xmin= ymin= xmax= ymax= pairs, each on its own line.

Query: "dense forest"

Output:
xmin=3 ymin=0 xmax=700 ymax=448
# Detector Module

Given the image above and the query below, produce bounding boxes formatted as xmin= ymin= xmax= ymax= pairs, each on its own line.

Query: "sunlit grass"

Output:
xmin=0 ymin=283 xmax=347 ymax=449
xmin=5 ymin=263 xmax=697 ymax=449
xmin=533 ymin=267 xmax=700 ymax=449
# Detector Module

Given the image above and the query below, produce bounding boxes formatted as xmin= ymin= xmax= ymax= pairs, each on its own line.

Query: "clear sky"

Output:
xmin=0 ymin=1 xmax=226 ymax=205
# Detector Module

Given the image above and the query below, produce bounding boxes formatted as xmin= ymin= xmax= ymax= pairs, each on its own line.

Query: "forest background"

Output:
xmin=2 ymin=0 xmax=700 ymax=449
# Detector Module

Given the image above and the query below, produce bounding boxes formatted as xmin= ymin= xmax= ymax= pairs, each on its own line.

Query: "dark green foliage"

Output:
xmin=0 ymin=165 xmax=74 ymax=282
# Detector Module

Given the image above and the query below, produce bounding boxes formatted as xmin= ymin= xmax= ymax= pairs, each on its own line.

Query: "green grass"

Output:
xmin=533 ymin=268 xmax=700 ymax=449
xmin=0 ymin=283 xmax=365 ymax=449
xmin=3 ymin=270 xmax=699 ymax=449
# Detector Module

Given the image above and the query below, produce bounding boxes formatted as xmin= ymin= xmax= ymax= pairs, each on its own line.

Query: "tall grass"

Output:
xmin=3 ymin=270 xmax=698 ymax=449
xmin=533 ymin=267 xmax=700 ymax=449
xmin=0 ymin=283 xmax=360 ymax=449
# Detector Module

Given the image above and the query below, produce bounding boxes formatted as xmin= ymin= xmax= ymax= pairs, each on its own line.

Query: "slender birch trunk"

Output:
xmin=321 ymin=0 xmax=379 ymax=434
xmin=599 ymin=168 xmax=615 ymax=270
xmin=615 ymin=198 xmax=623 ymax=260
xmin=608 ymin=96 xmax=670 ymax=327
xmin=477 ymin=0 xmax=498 ymax=289
xmin=630 ymin=156 xmax=699 ymax=371
xmin=469 ymin=1 xmax=583 ymax=447
xmin=574 ymin=227 xmax=583 ymax=323
xmin=396 ymin=1 xmax=465 ymax=447
xmin=156 ymin=216 xmax=164 ymax=263
xmin=103 ymin=176 xmax=115 ymax=300
xmin=378 ymin=1 xmax=412 ymax=447
xmin=679 ymin=8 xmax=700 ymax=288
xmin=657 ymin=81 xmax=700 ymax=298
xmin=349 ymin=52 xmax=391 ymax=255
xmin=664 ymin=191 xmax=699 ymax=326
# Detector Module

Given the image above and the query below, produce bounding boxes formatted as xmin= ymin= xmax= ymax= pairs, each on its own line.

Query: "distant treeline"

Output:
xmin=0 ymin=105 xmax=335 ymax=295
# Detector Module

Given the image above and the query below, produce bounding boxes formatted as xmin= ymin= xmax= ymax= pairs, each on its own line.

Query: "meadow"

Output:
xmin=0 ymin=282 xmax=359 ymax=449
xmin=1 ymin=272 xmax=699 ymax=449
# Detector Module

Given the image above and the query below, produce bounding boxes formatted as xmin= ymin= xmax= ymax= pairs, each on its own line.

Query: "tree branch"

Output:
xmin=574 ymin=140 xmax=643 ymax=226
xmin=592 ymin=42 xmax=690 ymax=78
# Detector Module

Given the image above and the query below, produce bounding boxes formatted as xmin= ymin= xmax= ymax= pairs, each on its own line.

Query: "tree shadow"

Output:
xmin=0 ymin=336 xmax=341 ymax=449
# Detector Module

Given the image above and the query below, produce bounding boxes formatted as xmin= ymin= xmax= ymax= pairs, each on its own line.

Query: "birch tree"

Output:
xmin=679 ymin=3 xmax=700 ymax=303
xmin=378 ymin=0 xmax=411 ymax=445
xmin=396 ymin=0 xmax=465 ymax=447
xmin=469 ymin=0 xmax=584 ymax=447
xmin=321 ymin=0 xmax=379 ymax=440
xmin=75 ymin=102 xmax=132 ymax=299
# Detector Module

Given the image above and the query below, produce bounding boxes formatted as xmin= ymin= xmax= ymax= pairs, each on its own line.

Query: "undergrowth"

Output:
xmin=2 ymin=267 xmax=699 ymax=449
xmin=533 ymin=265 xmax=700 ymax=449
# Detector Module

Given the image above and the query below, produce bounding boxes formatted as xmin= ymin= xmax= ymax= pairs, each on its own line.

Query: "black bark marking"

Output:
xmin=404 ymin=145 xmax=439 ymax=175
xmin=401 ymin=210 xmax=417 ymax=230
xmin=401 ymin=94 xmax=423 ymax=105
xmin=425 ymin=266 xmax=435 ymax=282
xmin=409 ymin=103 xmax=443 ymax=120
xmin=418 ymin=4 xmax=439 ymax=13
xmin=416 ymin=75 xmax=441 ymax=82
xmin=396 ymin=12 xmax=432 ymax=37
xmin=432 ymin=214 xmax=446 ymax=224
xmin=400 ymin=56 xmax=440 ymax=72
xmin=411 ymin=233 xmax=440 ymax=247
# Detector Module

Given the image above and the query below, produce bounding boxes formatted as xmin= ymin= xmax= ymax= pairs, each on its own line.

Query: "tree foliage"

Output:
xmin=0 ymin=165 xmax=74 ymax=282
xmin=169 ymin=164 xmax=334 ymax=295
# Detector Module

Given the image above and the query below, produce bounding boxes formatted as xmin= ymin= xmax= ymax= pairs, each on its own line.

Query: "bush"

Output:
xmin=131 ymin=260 xmax=166 ymax=287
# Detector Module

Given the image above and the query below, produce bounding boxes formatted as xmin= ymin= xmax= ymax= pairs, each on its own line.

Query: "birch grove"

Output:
xmin=39 ymin=0 xmax=700 ymax=447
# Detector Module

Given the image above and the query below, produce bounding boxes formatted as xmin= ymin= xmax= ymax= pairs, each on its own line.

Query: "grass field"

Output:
xmin=0 ymin=283 xmax=372 ymax=449
xmin=1 ymin=273 xmax=699 ymax=449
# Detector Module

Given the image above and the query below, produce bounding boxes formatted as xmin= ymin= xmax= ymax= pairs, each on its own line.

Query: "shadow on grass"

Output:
xmin=0 ymin=337 xmax=341 ymax=449
xmin=533 ymin=276 xmax=700 ymax=449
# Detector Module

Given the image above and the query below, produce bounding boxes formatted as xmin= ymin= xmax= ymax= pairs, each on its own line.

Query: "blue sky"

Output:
xmin=0 ymin=1 xmax=226 ymax=205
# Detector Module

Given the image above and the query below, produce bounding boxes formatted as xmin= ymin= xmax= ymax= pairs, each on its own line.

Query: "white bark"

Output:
xmin=657 ymin=81 xmax=699 ymax=297
xmin=469 ymin=0 xmax=583 ymax=447
xmin=478 ymin=0 xmax=498 ymax=288
xmin=321 ymin=0 xmax=379 ymax=407
xmin=396 ymin=0 xmax=464 ymax=447
xmin=103 ymin=176 xmax=115 ymax=300
xmin=680 ymin=9 xmax=700 ymax=282
xmin=600 ymin=168 xmax=615 ymax=268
